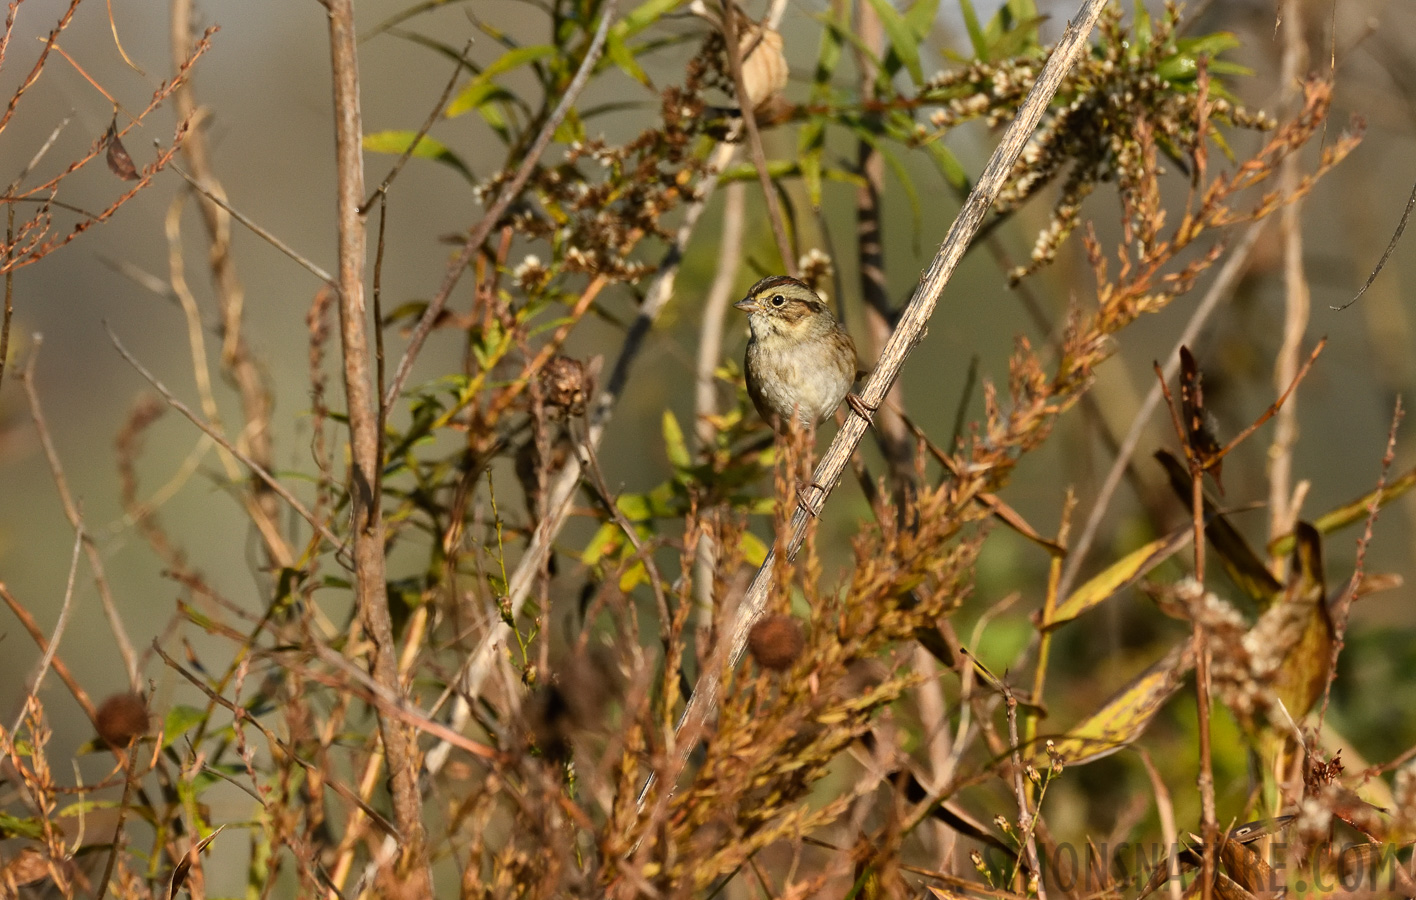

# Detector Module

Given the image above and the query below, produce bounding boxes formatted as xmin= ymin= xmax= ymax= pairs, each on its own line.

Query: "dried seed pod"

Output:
xmin=539 ymin=355 xmax=589 ymax=419
xmin=737 ymin=26 xmax=787 ymax=112
xmin=96 ymin=692 xmax=149 ymax=748
xmin=747 ymin=614 xmax=804 ymax=671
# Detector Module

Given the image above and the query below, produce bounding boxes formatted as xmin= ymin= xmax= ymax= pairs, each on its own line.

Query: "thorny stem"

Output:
xmin=325 ymin=0 xmax=431 ymax=889
xmin=659 ymin=0 xmax=1115 ymax=800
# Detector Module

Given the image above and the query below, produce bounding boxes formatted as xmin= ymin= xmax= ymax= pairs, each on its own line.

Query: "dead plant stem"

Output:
xmin=325 ymin=0 xmax=431 ymax=888
xmin=1268 ymin=0 xmax=1311 ymax=559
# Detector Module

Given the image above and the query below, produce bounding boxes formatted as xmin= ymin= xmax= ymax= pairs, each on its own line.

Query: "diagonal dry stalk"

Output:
xmin=324 ymin=0 xmax=431 ymax=890
xmin=658 ymin=0 xmax=1116 ymax=793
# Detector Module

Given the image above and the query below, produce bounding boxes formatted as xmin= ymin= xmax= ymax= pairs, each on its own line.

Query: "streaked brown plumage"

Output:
xmin=735 ymin=275 xmax=858 ymax=429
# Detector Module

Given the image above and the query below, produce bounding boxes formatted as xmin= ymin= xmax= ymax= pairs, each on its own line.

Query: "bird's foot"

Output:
xmin=846 ymin=392 xmax=876 ymax=423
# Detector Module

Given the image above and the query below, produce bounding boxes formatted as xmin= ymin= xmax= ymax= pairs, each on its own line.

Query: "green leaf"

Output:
xmin=362 ymin=130 xmax=474 ymax=182
xmin=582 ymin=521 xmax=622 ymax=566
xmin=662 ymin=410 xmax=691 ymax=471
xmin=866 ymin=0 xmax=924 ymax=83
xmin=605 ymin=30 xmax=651 ymax=86
xmin=445 ymin=45 xmax=556 ymax=117
xmin=613 ymin=0 xmax=688 ymax=40
xmin=0 ymin=812 xmax=43 ymax=839
xmin=1269 ymin=463 xmax=1416 ymax=557
xmin=798 ymin=118 xmax=826 ymax=209
xmin=957 ymin=0 xmax=987 ymax=59
xmin=740 ymin=531 xmax=769 ymax=568
xmin=162 ymin=705 xmax=208 ymax=750
xmin=904 ymin=0 xmax=941 ymax=44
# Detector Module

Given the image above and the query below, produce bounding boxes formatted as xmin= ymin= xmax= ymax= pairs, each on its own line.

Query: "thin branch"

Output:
xmin=659 ymin=0 xmax=1114 ymax=802
xmin=694 ymin=177 xmax=745 ymax=452
xmin=106 ymin=326 xmax=340 ymax=551
xmin=8 ymin=526 xmax=83 ymax=739
xmin=21 ymin=339 xmax=140 ymax=690
xmin=720 ymin=2 xmax=795 ymax=276
xmin=359 ymin=40 xmax=472 ymax=214
xmin=1332 ymin=176 xmax=1416 ymax=311
xmin=168 ymin=161 xmax=333 ymax=283
xmin=1268 ymin=0 xmax=1311 ymax=558
xmin=382 ymin=0 xmax=618 ymax=410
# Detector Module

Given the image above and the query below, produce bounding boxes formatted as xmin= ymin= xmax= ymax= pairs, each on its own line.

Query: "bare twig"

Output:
xmin=106 ymin=326 xmax=338 ymax=553
xmin=325 ymin=0 xmax=431 ymax=889
xmin=1333 ymin=176 xmax=1416 ymax=311
xmin=8 ymin=526 xmax=83 ymax=740
xmin=662 ymin=0 xmax=1114 ymax=795
xmin=1137 ymin=748 xmax=1185 ymax=900
xmin=382 ymin=0 xmax=618 ymax=410
xmin=694 ymin=177 xmax=745 ymax=451
xmin=359 ymin=40 xmax=472 ymax=214
xmin=21 ymin=340 xmax=140 ymax=690
xmin=172 ymin=0 xmax=279 ymax=561
xmin=168 ymin=162 xmax=333 ymax=283
xmin=1005 ymin=689 xmax=1046 ymax=900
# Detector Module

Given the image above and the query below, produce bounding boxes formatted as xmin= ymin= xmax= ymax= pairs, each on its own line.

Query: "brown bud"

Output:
xmin=747 ymin=614 xmax=804 ymax=671
xmin=96 ymin=692 xmax=149 ymax=748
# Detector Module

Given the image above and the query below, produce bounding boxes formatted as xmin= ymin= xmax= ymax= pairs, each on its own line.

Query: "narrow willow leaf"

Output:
xmin=866 ymin=0 xmax=924 ymax=83
xmin=662 ymin=410 xmax=691 ymax=471
xmin=957 ymin=0 xmax=988 ymax=59
xmin=1051 ymin=644 xmax=1191 ymax=765
xmin=1046 ymin=526 xmax=1192 ymax=629
xmin=362 ymin=130 xmax=474 ymax=182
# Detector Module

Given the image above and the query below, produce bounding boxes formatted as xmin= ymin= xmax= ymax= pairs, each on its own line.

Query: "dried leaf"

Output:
xmin=1051 ymin=643 xmax=1192 ymax=765
xmin=1180 ymin=346 xmax=1224 ymax=493
xmin=1266 ymin=522 xmax=1333 ymax=718
xmin=1219 ymin=836 xmax=1274 ymax=895
xmin=169 ymin=826 xmax=223 ymax=899
xmin=1 ymin=847 xmax=50 ymax=888
xmin=105 ymin=126 xmax=140 ymax=181
xmin=1046 ymin=526 xmax=1192 ymax=629
xmin=1268 ymin=462 xmax=1416 ymax=557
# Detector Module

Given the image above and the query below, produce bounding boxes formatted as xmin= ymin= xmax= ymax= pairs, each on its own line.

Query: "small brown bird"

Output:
xmin=735 ymin=275 xmax=868 ymax=429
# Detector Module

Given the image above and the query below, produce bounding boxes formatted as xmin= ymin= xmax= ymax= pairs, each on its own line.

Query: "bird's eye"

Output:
xmin=770 ymin=294 xmax=785 ymax=307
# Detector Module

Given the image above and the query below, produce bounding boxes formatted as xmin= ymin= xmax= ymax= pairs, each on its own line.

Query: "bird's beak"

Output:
xmin=733 ymin=297 xmax=755 ymax=312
